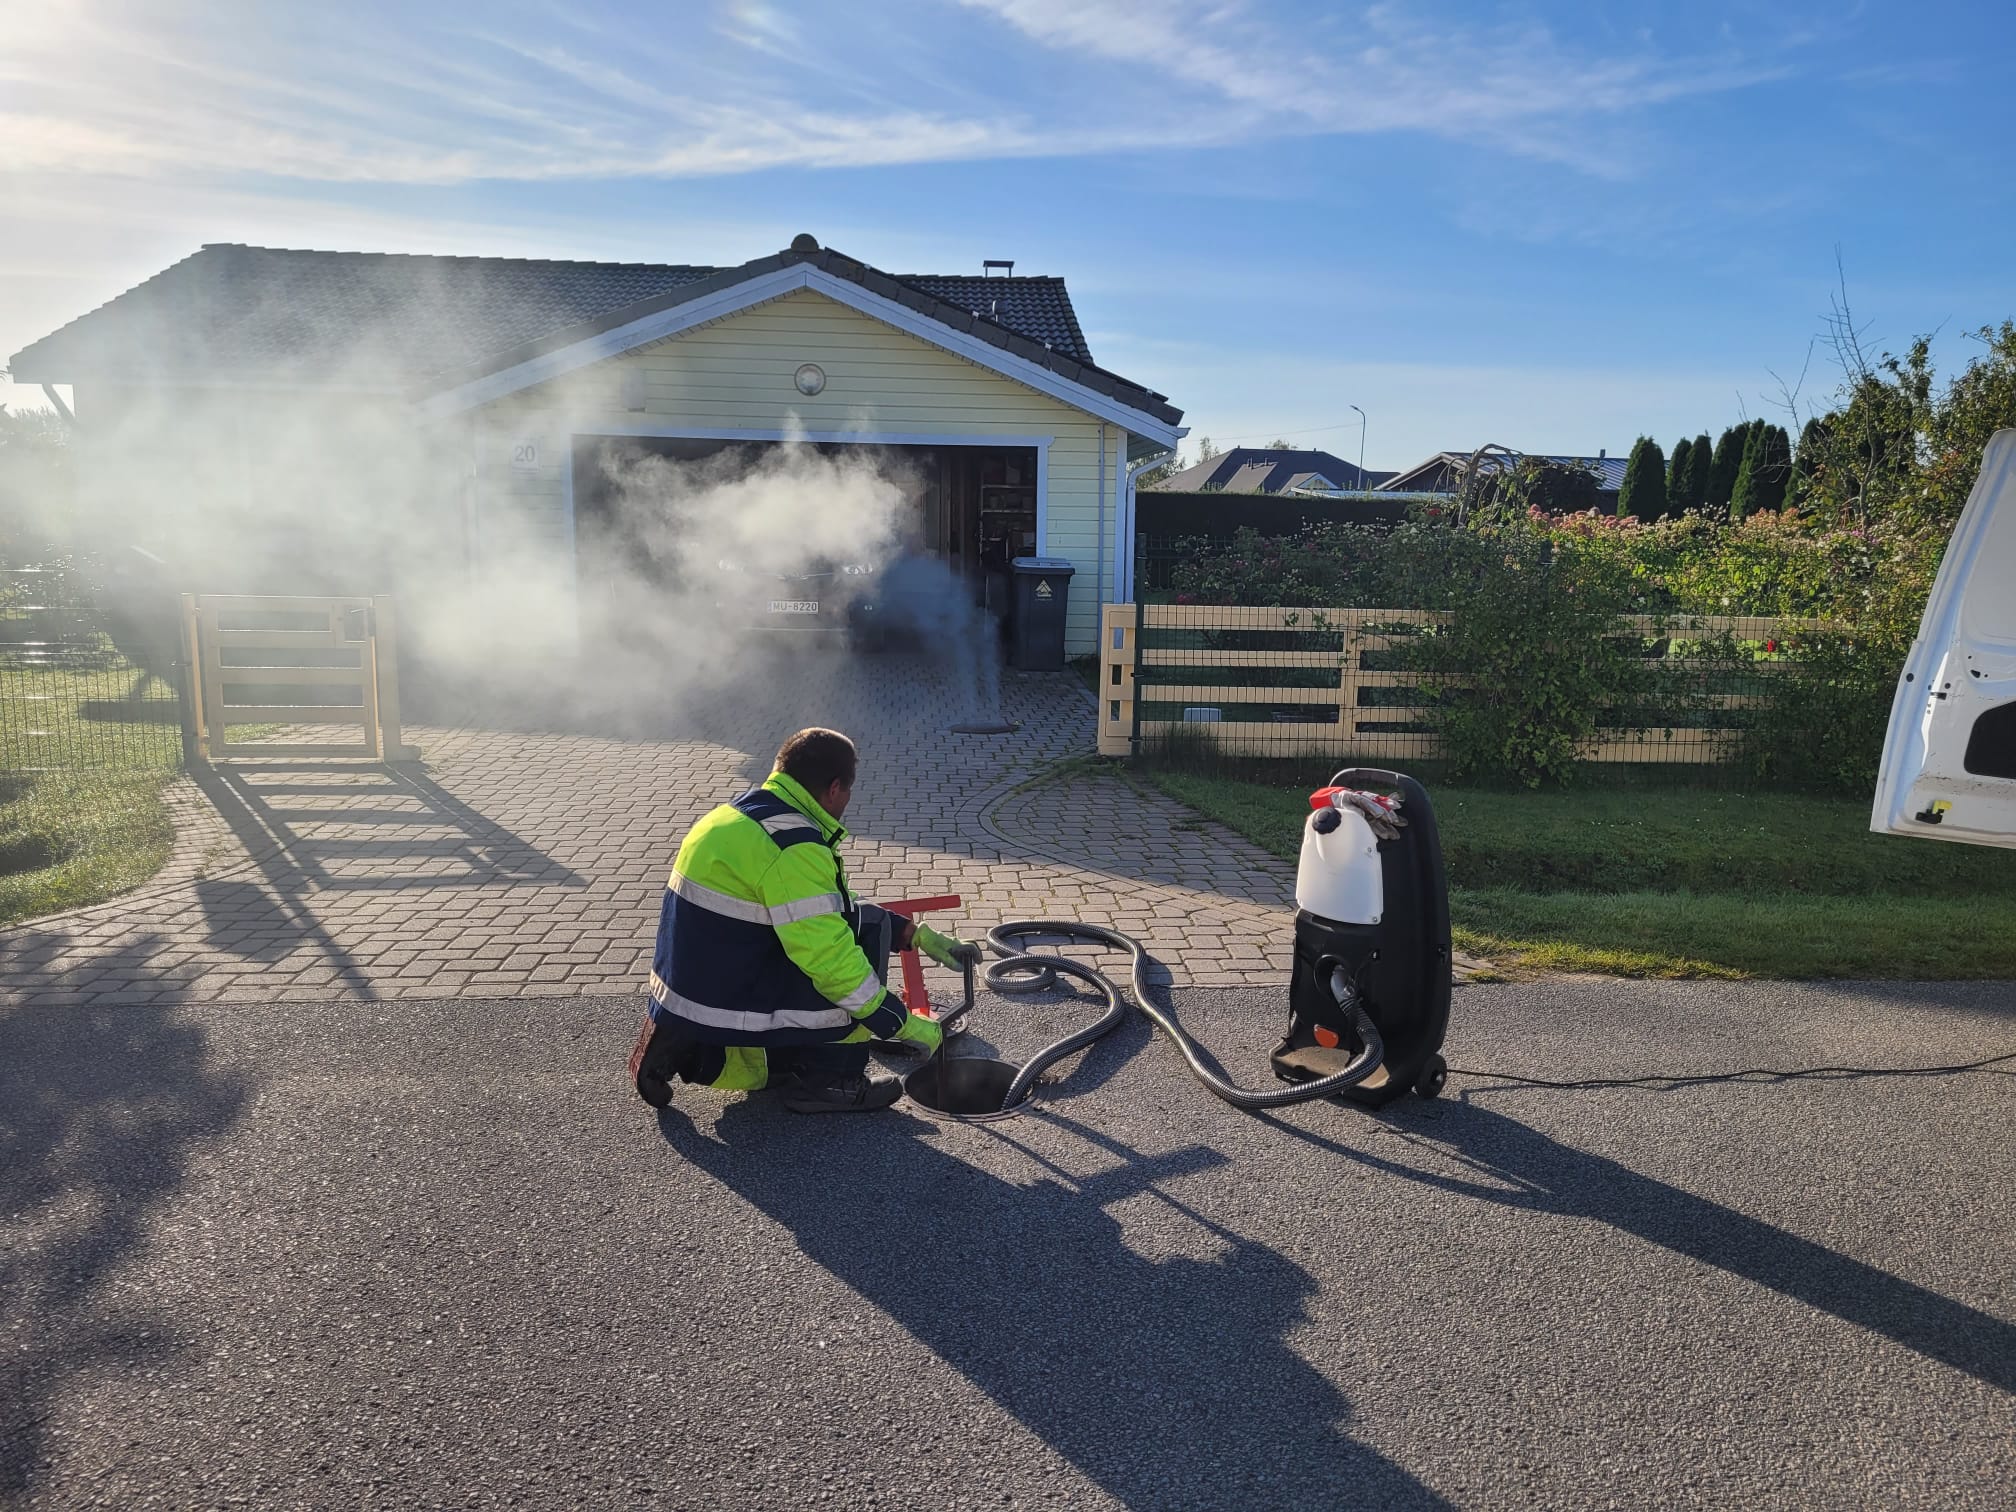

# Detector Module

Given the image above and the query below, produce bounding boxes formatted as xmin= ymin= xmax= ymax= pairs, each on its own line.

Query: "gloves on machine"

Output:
xmin=891 ymin=1010 xmax=944 ymax=1056
xmin=1336 ymin=789 xmax=1407 ymax=842
xmin=913 ymin=922 xmax=983 ymax=971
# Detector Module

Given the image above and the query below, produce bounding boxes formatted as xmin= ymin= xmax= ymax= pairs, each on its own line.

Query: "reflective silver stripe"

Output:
xmin=649 ymin=971 xmax=853 ymax=1033
xmin=673 ymin=872 xmax=844 ymax=928
xmin=838 ymin=971 xmax=884 ymax=1013
xmin=669 ymin=870 xmax=773 ymax=925
xmin=760 ymin=812 xmax=818 ymax=837
xmin=770 ymin=891 xmax=846 ymax=924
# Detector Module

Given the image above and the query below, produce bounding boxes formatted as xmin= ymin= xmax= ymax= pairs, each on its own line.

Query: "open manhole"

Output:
xmin=903 ymin=1056 xmax=1025 ymax=1121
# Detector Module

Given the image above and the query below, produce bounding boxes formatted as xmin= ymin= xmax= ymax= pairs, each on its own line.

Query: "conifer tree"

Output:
xmin=1707 ymin=425 xmax=1745 ymax=510
xmin=1685 ymin=432 xmax=1713 ymax=508
xmin=1616 ymin=435 xmax=1667 ymax=519
xmin=1788 ymin=416 xmax=1831 ymax=507
xmin=1667 ymin=437 xmax=1694 ymax=511
xmin=1730 ymin=423 xmax=1778 ymax=519
xmin=1752 ymin=424 xmax=1793 ymax=512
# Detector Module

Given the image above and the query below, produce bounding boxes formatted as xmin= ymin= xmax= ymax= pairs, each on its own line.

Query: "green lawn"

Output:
xmin=1 ymin=660 xmax=185 ymax=927
xmin=1141 ymin=767 xmax=2016 ymax=979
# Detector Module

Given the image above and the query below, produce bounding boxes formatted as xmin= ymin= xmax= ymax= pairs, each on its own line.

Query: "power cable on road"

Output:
xmin=1448 ymin=1050 xmax=2016 ymax=1091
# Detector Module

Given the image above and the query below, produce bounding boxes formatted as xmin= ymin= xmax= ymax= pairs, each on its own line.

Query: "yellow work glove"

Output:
xmin=914 ymin=922 xmax=982 ymax=971
xmin=892 ymin=1011 xmax=944 ymax=1055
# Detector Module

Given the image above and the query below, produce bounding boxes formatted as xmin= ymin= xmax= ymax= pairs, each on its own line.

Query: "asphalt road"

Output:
xmin=4 ymin=977 xmax=2014 ymax=1509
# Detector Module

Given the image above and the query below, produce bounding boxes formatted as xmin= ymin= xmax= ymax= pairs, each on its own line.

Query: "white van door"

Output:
xmin=1870 ymin=428 xmax=2016 ymax=848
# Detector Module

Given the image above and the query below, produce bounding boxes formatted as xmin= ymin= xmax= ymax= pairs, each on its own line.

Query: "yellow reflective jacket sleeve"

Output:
xmin=758 ymin=842 xmax=904 ymax=1037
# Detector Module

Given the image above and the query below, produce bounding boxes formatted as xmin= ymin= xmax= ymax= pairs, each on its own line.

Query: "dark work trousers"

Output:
xmin=631 ymin=903 xmax=896 ymax=1093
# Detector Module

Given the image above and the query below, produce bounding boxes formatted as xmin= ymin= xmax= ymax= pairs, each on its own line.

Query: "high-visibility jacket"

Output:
xmin=645 ymin=770 xmax=907 ymax=1047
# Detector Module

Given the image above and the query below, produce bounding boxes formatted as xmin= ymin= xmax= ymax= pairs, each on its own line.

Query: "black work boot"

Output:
xmin=628 ymin=1016 xmax=677 ymax=1109
xmin=777 ymin=1065 xmax=904 ymax=1115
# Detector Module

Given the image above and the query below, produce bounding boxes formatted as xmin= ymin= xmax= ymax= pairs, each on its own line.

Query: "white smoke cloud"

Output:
xmin=36 ymin=249 xmax=1012 ymax=744
xmin=386 ymin=425 xmax=1007 ymax=734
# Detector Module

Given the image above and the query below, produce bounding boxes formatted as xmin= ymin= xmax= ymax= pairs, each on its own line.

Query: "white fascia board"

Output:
xmin=562 ymin=422 xmax=1055 ymax=449
xmin=417 ymin=264 xmax=809 ymax=420
xmin=416 ymin=262 xmax=1185 ymax=446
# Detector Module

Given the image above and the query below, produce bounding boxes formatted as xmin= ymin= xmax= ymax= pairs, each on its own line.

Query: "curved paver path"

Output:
xmin=982 ymin=768 xmax=1304 ymax=986
xmin=984 ymin=769 xmax=1489 ymax=984
xmin=0 ymin=649 xmax=1363 ymax=1008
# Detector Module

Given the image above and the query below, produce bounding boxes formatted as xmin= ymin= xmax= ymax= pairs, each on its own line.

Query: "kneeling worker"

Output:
xmin=628 ymin=727 xmax=979 ymax=1114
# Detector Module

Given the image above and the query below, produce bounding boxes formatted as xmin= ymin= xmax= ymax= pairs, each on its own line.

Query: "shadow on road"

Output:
xmin=660 ymin=1100 xmax=1446 ymax=1511
xmin=0 ymin=984 xmax=249 ymax=1498
xmin=1268 ymin=1099 xmax=2016 ymax=1396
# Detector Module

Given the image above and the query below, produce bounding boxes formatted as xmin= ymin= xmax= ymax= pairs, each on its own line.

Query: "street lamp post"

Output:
xmin=1349 ymin=405 xmax=1367 ymax=489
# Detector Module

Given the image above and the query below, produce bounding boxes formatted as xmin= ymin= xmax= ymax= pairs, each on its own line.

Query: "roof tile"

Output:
xmin=12 ymin=242 xmax=1107 ymax=385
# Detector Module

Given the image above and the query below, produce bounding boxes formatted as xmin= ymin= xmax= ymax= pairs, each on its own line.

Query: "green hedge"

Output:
xmin=1158 ymin=508 xmax=1936 ymax=791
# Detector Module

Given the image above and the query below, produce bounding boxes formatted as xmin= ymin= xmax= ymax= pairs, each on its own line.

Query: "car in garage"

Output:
xmin=712 ymin=549 xmax=980 ymax=651
xmin=712 ymin=556 xmax=878 ymax=637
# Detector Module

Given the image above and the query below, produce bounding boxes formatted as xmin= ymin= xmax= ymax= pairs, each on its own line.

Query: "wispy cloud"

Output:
xmin=0 ymin=0 xmax=1796 ymax=187
xmin=1835 ymin=59 xmax=1961 ymax=88
xmin=0 ymin=1 xmax=1200 ymax=184
xmin=960 ymin=0 xmax=1791 ymax=175
xmin=718 ymin=1 xmax=805 ymax=61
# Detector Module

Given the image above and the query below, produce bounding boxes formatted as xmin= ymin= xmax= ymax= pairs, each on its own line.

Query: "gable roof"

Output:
xmin=1156 ymin=446 xmax=1378 ymax=493
xmin=7 ymin=239 xmax=1170 ymax=424
xmin=1375 ymin=450 xmax=1627 ymax=494
xmin=421 ymin=243 xmax=1179 ymax=430
xmin=10 ymin=246 xmax=716 ymax=386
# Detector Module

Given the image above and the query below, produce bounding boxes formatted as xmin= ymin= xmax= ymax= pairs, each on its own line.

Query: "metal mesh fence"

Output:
xmin=1135 ymin=535 xmax=1220 ymax=595
xmin=1 ymin=558 xmax=189 ymax=891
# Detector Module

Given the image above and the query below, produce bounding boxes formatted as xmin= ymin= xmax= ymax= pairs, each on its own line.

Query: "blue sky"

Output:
xmin=2 ymin=0 xmax=2011 ymax=468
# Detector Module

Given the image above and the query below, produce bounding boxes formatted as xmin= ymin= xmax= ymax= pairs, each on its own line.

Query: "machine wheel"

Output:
xmin=1414 ymin=1054 xmax=1447 ymax=1100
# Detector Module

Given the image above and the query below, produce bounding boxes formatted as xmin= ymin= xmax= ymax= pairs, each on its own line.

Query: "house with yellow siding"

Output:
xmin=8 ymin=235 xmax=1185 ymax=658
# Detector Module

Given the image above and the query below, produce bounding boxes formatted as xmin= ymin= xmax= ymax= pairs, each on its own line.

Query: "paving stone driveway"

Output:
xmin=0 ymin=648 xmax=1323 ymax=1009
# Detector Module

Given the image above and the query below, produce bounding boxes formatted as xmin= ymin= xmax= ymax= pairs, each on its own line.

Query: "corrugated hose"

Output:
xmin=956 ymin=920 xmax=1385 ymax=1112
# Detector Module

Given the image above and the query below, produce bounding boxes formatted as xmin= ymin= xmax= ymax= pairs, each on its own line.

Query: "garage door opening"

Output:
xmin=570 ymin=435 xmax=1039 ymax=639
xmin=566 ymin=435 xmax=1031 ymax=729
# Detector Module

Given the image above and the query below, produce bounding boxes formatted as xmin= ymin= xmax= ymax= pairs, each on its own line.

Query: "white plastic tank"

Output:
xmin=1295 ymin=792 xmax=1386 ymax=924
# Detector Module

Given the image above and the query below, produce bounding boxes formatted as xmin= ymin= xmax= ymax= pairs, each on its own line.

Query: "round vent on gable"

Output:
xmin=794 ymin=363 xmax=826 ymax=396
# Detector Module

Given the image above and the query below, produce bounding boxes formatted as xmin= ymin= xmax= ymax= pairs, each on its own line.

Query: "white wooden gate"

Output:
xmin=181 ymin=593 xmax=409 ymax=760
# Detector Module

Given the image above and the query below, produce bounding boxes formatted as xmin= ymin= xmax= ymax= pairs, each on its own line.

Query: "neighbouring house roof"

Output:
xmin=7 ymin=238 xmax=1177 ymax=425
xmin=1156 ymin=447 xmax=1381 ymax=493
xmin=1375 ymin=450 xmax=1627 ymax=495
xmin=1286 ymin=468 xmax=1399 ymax=492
